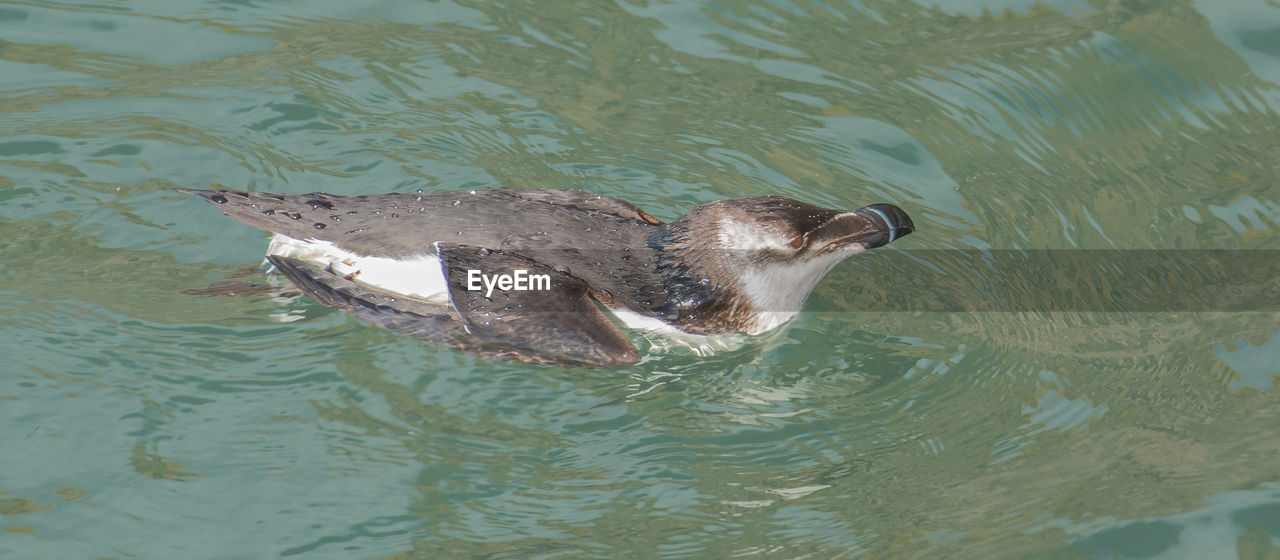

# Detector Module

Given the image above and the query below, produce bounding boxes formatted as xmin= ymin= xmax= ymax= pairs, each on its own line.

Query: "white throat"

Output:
xmin=736 ymin=249 xmax=859 ymax=334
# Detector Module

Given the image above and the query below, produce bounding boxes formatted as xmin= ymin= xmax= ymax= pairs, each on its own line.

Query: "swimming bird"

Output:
xmin=183 ymin=188 xmax=913 ymax=366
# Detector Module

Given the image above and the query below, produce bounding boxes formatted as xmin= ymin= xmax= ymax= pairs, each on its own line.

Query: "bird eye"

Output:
xmin=788 ymin=236 xmax=805 ymax=251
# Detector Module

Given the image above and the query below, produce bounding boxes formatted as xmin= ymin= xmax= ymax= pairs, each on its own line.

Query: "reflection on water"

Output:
xmin=1 ymin=0 xmax=1278 ymax=558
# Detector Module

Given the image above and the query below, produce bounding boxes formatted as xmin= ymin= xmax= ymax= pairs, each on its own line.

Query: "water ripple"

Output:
xmin=2 ymin=0 xmax=1279 ymax=558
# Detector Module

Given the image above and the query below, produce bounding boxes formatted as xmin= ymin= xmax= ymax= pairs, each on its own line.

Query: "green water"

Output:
xmin=2 ymin=0 xmax=1278 ymax=558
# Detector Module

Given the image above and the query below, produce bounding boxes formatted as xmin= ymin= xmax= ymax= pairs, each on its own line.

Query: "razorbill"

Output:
xmin=182 ymin=188 xmax=913 ymax=366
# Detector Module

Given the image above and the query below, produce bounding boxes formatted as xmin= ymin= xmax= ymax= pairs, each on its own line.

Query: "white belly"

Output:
xmin=609 ymin=306 xmax=746 ymax=354
xmin=267 ymin=234 xmax=452 ymax=304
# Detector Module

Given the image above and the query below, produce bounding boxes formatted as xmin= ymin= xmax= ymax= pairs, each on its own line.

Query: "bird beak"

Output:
xmin=853 ymin=204 xmax=914 ymax=248
xmin=810 ymin=204 xmax=914 ymax=256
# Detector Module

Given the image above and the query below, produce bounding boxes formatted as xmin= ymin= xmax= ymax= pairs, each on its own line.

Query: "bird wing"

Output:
xmin=436 ymin=243 xmax=638 ymax=366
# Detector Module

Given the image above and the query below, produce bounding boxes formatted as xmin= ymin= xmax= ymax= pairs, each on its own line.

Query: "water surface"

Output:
xmin=2 ymin=0 xmax=1278 ymax=558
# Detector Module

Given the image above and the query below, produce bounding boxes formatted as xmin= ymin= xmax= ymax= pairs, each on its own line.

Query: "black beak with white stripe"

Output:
xmin=851 ymin=203 xmax=915 ymax=249
xmin=802 ymin=203 xmax=915 ymax=256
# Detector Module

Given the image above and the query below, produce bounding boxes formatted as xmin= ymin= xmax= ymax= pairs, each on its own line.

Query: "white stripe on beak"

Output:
xmin=865 ymin=206 xmax=898 ymax=243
